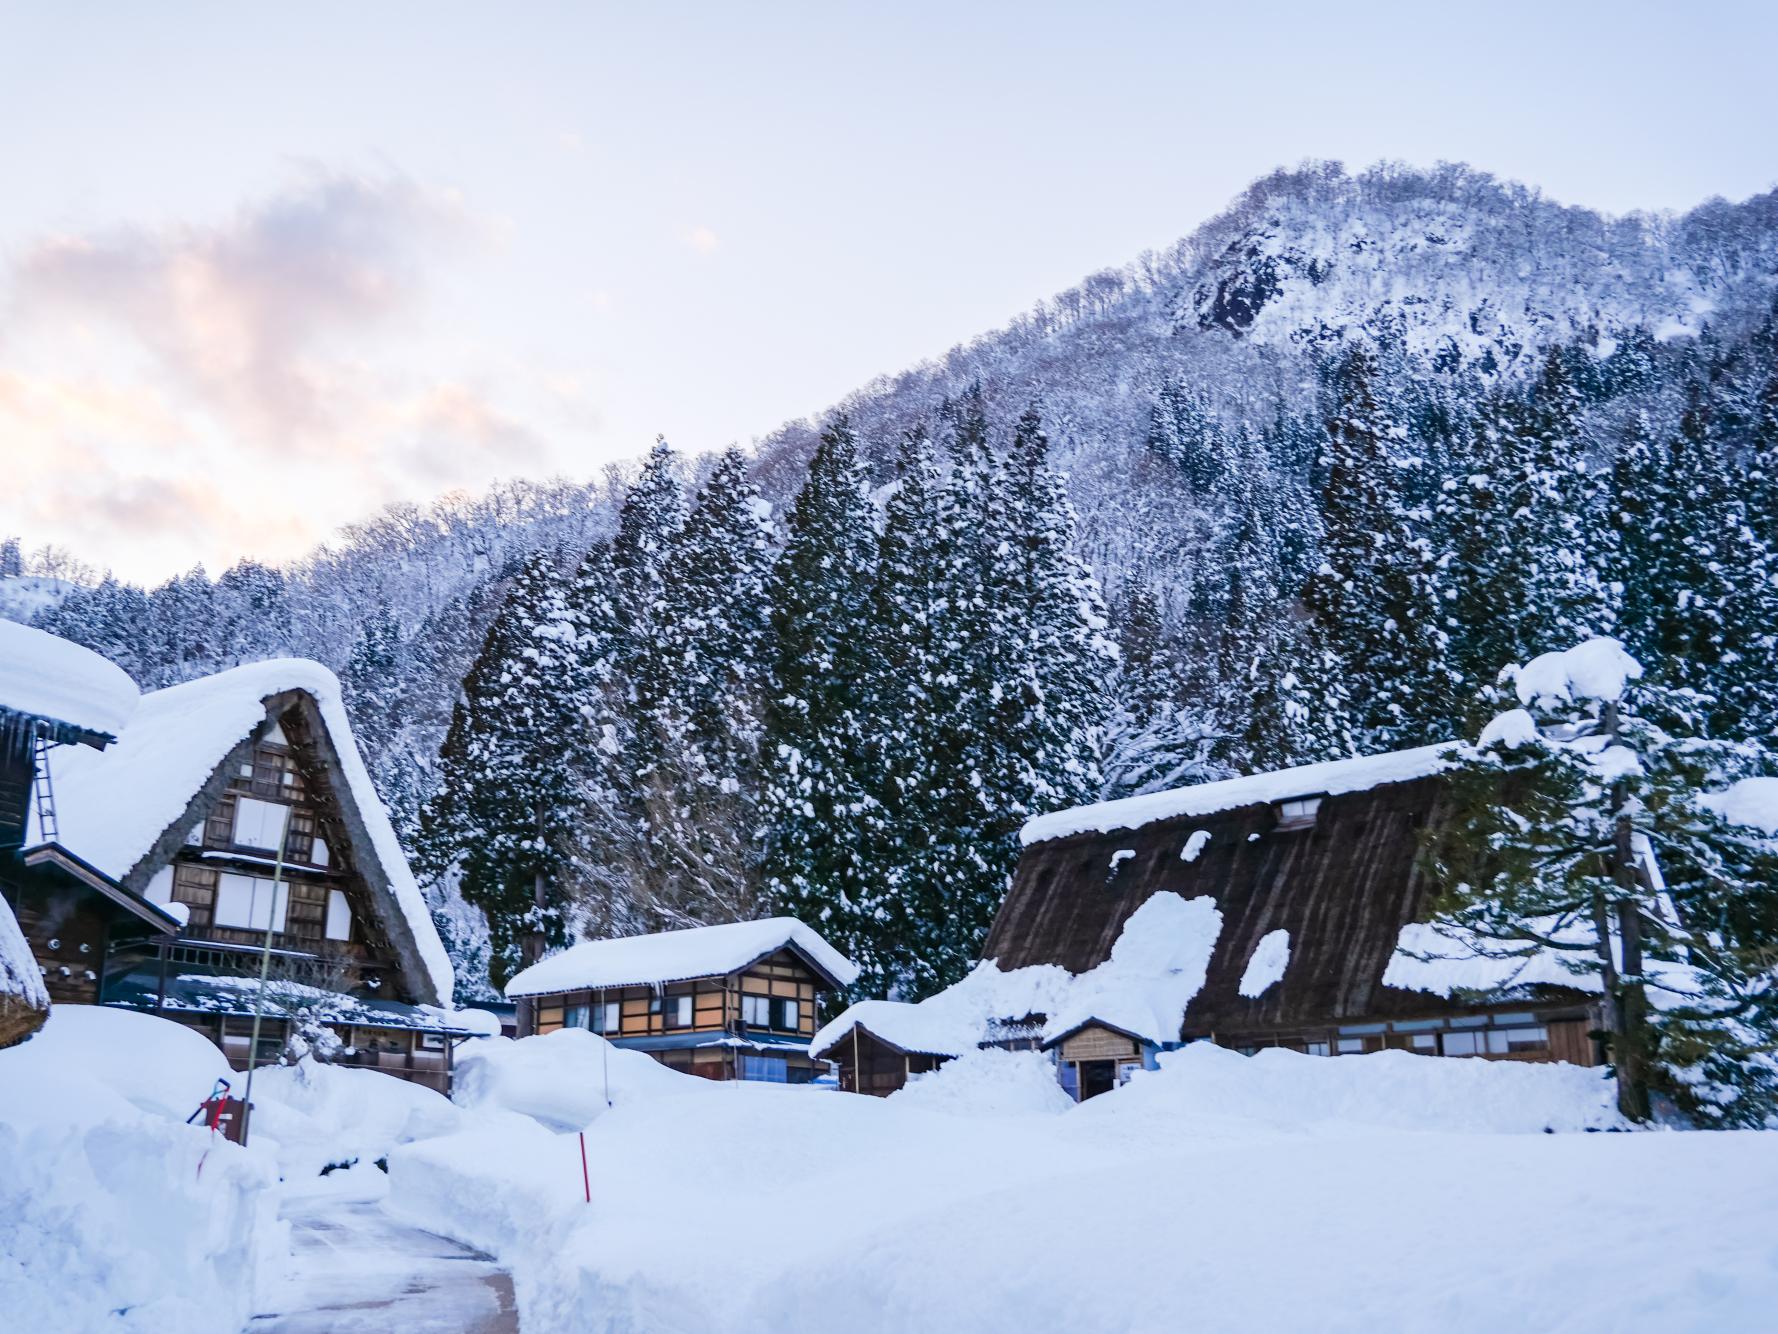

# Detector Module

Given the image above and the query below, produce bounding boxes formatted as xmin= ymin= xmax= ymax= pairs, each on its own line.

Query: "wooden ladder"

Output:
xmin=31 ymin=724 xmax=58 ymax=843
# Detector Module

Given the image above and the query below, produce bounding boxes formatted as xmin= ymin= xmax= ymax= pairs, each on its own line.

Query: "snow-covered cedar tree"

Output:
xmin=1303 ymin=342 xmax=1452 ymax=751
xmin=1099 ymin=577 xmax=1224 ymax=798
xmin=759 ymin=416 xmax=880 ymax=986
xmin=1605 ymin=384 xmax=1778 ymax=745
xmin=416 ymin=548 xmax=588 ymax=1006
xmin=1421 ymin=637 xmax=1778 ymax=1125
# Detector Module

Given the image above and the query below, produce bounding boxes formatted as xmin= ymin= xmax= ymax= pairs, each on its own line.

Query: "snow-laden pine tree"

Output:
xmin=1606 ymin=386 xmax=1778 ymax=743
xmin=1303 ymin=342 xmax=1450 ymax=748
xmin=639 ymin=445 xmax=777 ymax=927
xmin=854 ymin=427 xmax=957 ymax=991
xmin=1100 ymin=578 xmax=1222 ymax=798
xmin=417 ymin=549 xmax=589 ymax=1021
xmin=760 ymin=418 xmax=880 ymax=969
xmin=1146 ymin=377 xmax=1232 ymax=493
xmin=1420 ymin=638 xmax=1778 ymax=1125
xmin=993 ymin=407 xmax=1119 ymax=814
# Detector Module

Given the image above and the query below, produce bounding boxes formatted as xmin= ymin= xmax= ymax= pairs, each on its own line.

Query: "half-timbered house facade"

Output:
xmin=506 ymin=918 xmax=858 ymax=1083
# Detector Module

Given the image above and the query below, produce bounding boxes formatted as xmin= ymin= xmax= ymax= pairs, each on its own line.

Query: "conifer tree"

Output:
xmin=1607 ymin=387 xmax=1778 ymax=742
xmin=760 ymin=418 xmax=880 ymax=975
xmin=855 ymin=427 xmax=956 ymax=990
xmin=1422 ymin=638 xmax=1778 ymax=1125
xmin=1145 ymin=378 xmax=1229 ymax=492
xmin=417 ymin=550 xmax=588 ymax=1021
xmin=1101 ymin=578 xmax=1221 ymax=798
xmin=1304 ymin=342 xmax=1450 ymax=748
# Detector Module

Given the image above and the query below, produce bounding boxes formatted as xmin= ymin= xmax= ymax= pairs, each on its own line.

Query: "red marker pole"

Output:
xmin=579 ymin=1131 xmax=591 ymax=1204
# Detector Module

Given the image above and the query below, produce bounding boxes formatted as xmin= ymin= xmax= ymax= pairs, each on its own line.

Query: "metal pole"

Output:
xmin=240 ymin=806 xmax=292 ymax=1146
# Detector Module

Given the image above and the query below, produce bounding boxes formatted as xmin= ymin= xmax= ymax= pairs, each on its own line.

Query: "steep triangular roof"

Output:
xmin=32 ymin=659 xmax=453 ymax=1004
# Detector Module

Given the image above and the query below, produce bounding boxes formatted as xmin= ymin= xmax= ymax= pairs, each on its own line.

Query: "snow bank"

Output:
xmin=452 ymin=1029 xmax=687 ymax=1131
xmin=41 ymin=658 xmax=453 ymax=1002
xmin=0 ymin=1007 xmax=280 ymax=1334
xmin=1097 ymin=1041 xmax=1624 ymax=1135
xmin=246 ymin=1059 xmax=464 ymax=1178
xmin=386 ymin=1029 xmax=1778 ymax=1334
xmin=506 ymin=916 xmax=858 ymax=998
xmin=1510 ymin=636 xmax=1642 ymax=709
xmin=891 ymin=1048 xmax=1074 ymax=1116
xmin=1 ymin=1003 xmax=233 ymax=1120
xmin=0 ymin=617 xmax=137 ymax=738
xmin=1043 ymin=891 xmax=1222 ymax=1044
xmin=1021 ymin=740 xmax=1452 ymax=844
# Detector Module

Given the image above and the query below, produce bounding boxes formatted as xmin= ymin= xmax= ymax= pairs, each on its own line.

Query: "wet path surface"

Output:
xmin=250 ymin=1175 xmax=518 ymax=1333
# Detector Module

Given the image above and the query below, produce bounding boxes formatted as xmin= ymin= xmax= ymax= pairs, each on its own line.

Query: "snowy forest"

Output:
xmin=10 ymin=160 xmax=1778 ymax=1016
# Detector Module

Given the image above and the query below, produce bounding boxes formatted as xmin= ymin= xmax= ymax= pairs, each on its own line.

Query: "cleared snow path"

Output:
xmin=251 ymin=1174 xmax=517 ymax=1334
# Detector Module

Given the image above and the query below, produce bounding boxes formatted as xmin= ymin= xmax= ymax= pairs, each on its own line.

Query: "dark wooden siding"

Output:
xmin=0 ymin=730 xmax=34 ymax=851
xmin=985 ymin=777 xmax=1467 ymax=1034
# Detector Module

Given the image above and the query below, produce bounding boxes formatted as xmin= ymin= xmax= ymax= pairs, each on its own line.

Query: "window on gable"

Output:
xmin=742 ymin=994 xmax=771 ymax=1027
xmin=233 ymin=797 xmax=290 ymax=852
xmin=1275 ymin=796 xmax=1323 ymax=830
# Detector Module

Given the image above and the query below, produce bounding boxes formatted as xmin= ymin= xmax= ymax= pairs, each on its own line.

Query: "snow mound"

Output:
xmin=0 ymin=617 xmax=138 ymax=738
xmin=1097 ymin=1042 xmax=1626 ymax=1135
xmin=452 ymin=1029 xmax=689 ymax=1131
xmin=1510 ymin=637 xmax=1642 ymax=710
xmin=2 ymin=1003 xmax=233 ymax=1121
xmin=891 ymin=1048 xmax=1074 ymax=1117
xmin=0 ymin=1007 xmax=280 ymax=1334
xmin=1043 ymin=892 xmax=1222 ymax=1044
xmin=247 ymin=1059 xmax=464 ymax=1178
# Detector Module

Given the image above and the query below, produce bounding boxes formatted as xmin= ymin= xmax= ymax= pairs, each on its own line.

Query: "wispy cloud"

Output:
xmin=0 ymin=169 xmax=574 ymax=581
xmin=8 ymin=168 xmax=467 ymax=447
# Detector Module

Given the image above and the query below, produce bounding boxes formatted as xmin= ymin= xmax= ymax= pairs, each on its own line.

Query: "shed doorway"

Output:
xmin=1078 ymin=1059 xmax=1117 ymax=1101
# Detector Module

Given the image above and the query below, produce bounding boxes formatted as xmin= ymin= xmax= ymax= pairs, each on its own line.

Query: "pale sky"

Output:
xmin=2 ymin=1 xmax=1775 ymax=582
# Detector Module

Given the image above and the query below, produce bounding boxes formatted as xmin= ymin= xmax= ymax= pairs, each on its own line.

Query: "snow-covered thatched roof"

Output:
xmin=506 ymin=917 xmax=859 ymax=999
xmin=32 ymin=659 xmax=453 ymax=1004
xmin=0 ymin=619 xmax=138 ymax=743
xmin=1019 ymin=742 xmax=1456 ymax=846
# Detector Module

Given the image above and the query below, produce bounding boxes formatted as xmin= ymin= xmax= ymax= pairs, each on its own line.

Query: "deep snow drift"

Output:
xmin=388 ymin=1032 xmax=1778 ymax=1334
xmin=0 ymin=1008 xmax=281 ymax=1334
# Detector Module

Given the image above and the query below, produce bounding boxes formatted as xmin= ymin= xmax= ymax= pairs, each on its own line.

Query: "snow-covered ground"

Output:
xmin=0 ymin=1007 xmax=281 ymax=1334
xmin=388 ymin=1031 xmax=1778 ymax=1334
xmin=0 ymin=1006 xmax=481 ymax=1334
xmin=7 ymin=1011 xmax=1777 ymax=1332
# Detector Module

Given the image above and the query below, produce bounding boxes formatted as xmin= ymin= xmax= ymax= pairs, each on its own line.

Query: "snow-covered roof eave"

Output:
xmin=0 ymin=619 xmax=139 ymax=744
xmin=506 ymin=917 xmax=860 ymax=1000
xmin=1019 ymin=741 xmax=1458 ymax=846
